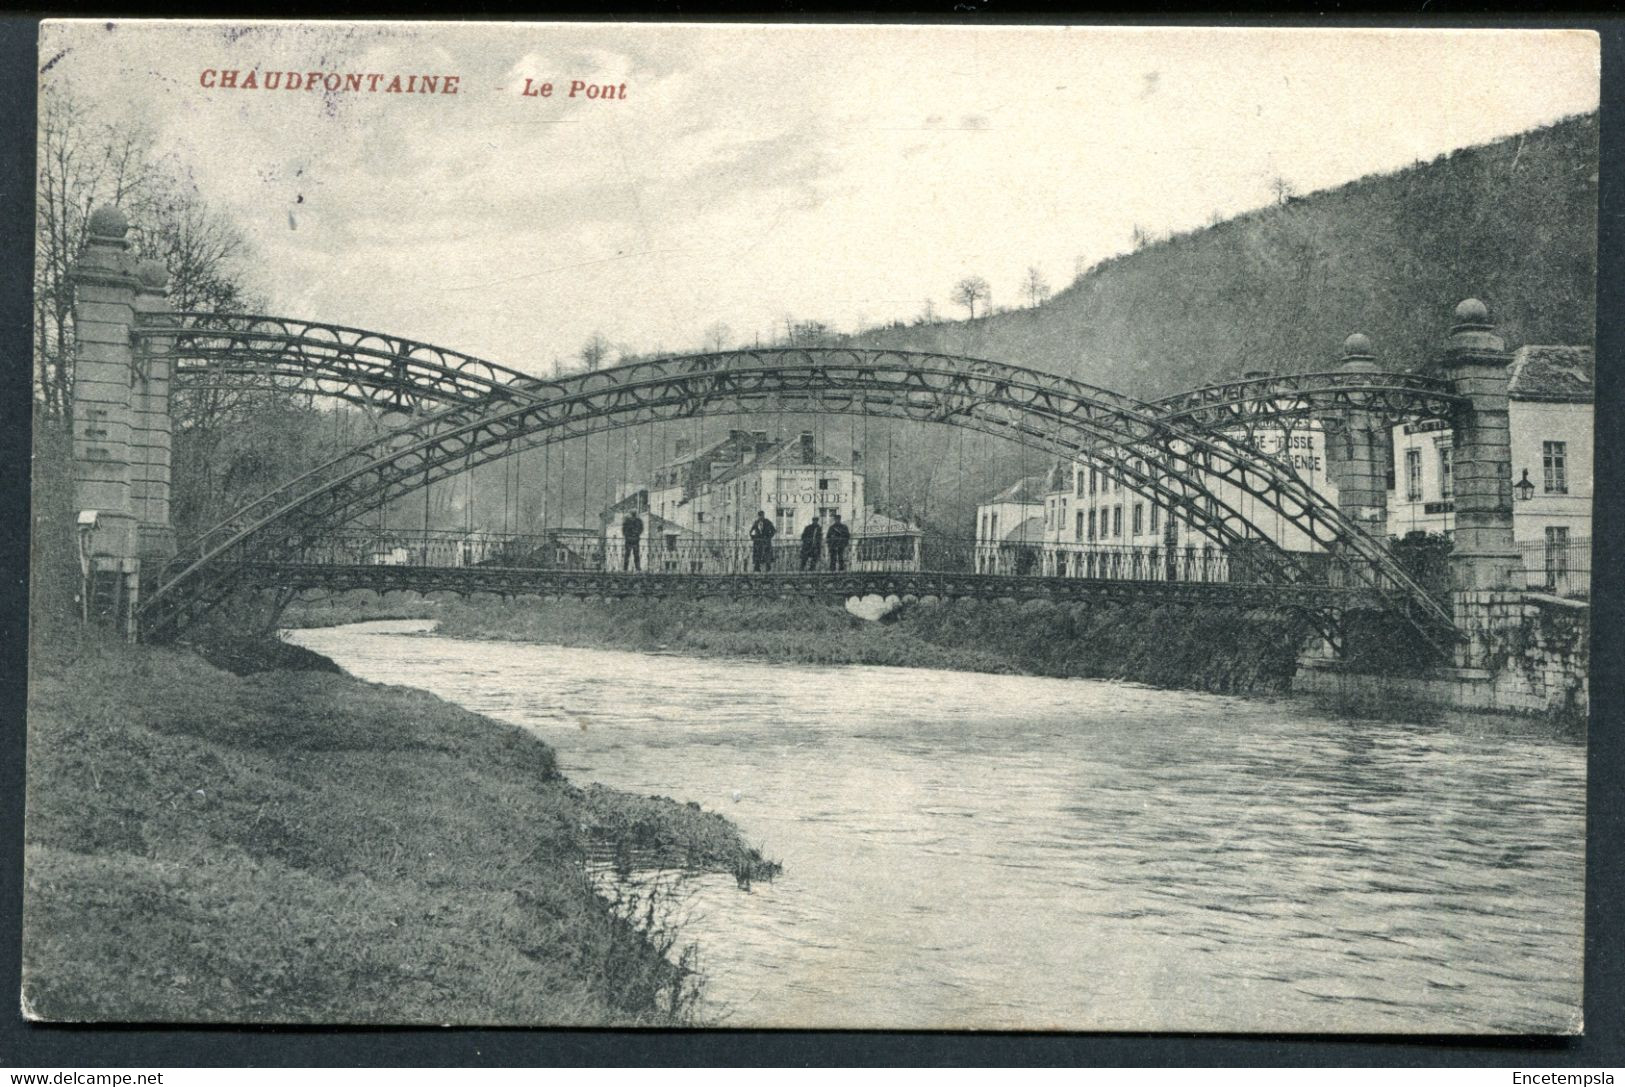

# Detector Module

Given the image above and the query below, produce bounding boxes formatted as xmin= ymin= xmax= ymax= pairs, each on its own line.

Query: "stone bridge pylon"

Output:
xmin=68 ymin=205 xmax=176 ymax=635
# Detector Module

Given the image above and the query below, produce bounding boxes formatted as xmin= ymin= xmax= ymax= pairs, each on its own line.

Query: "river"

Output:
xmin=288 ymin=620 xmax=1585 ymax=1033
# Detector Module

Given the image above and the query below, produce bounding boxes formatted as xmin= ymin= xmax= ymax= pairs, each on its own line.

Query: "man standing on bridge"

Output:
xmin=799 ymin=516 xmax=824 ymax=571
xmin=825 ymin=511 xmax=850 ymax=570
xmin=621 ymin=509 xmax=644 ymax=572
xmin=749 ymin=510 xmax=776 ymax=572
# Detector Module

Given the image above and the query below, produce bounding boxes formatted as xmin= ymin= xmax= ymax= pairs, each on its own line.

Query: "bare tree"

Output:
xmin=580 ymin=332 xmax=612 ymax=370
xmin=136 ymin=188 xmax=254 ymax=312
xmin=1021 ymin=265 xmax=1051 ymax=308
xmin=34 ymin=88 xmax=262 ymax=425
xmin=1268 ymin=175 xmax=1298 ymax=205
xmin=918 ymin=298 xmax=936 ymax=324
xmin=950 ymin=276 xmax=991 ymax=319
xmin=34 ymin=93 xmax=163 ymax=421
xmin=1130 ymin=223 xmax=1153 ymax=251
xmin=702 ymin=321 xmax=732 ymax=352
xmin=786 ymin=320 xmax=835 ymax=347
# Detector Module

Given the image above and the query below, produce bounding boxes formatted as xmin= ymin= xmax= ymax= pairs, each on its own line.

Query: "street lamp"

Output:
xmin=1515 ymin=469 xmax=1536 ymax=502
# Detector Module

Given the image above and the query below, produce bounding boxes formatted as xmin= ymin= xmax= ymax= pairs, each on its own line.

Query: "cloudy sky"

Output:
xmin=41 ymin=21 xmax=1598 ymax=376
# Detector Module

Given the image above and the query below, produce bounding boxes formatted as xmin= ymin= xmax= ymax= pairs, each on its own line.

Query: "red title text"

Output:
xmin=199 ymin=70 xmax=461 ymax=94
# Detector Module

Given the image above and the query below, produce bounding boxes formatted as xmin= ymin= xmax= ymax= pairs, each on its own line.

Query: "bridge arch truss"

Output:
xmin=138 ymin=323 xmax=1463 ymax=645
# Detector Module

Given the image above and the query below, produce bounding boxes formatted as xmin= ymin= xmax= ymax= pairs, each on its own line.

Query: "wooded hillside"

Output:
xmin=846 ymin=113 xmax=1598 ymax=398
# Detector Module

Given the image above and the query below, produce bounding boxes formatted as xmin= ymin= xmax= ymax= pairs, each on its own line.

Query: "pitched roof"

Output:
xmin=855 ymin=509 xmax=920 ymax=535
xmin=709 ymin=435 xmax=845 ymax=485
xmin=641 ymin=512 xmax=691 ymax=537
xmin=1508 ymin=345 xmax=1593 ymax=402
xmin=658 ymin=431 xmax=755 ymax=471
xmin=596 ymin=503 xmax=690 ymax=537
xmin=1000 ymin=514 xmax=1045 ymax=543
xmin=600 ymin=488 xmax=649 ymax=519
xmin=988 ymin=474 xmax=1048 ymax=505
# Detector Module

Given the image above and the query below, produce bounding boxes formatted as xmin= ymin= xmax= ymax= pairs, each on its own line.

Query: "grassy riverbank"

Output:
xmin=23 ymin=617 xmax=778 ymax=1025
xmin=421 ymin=594 xmax=1312 ymax=694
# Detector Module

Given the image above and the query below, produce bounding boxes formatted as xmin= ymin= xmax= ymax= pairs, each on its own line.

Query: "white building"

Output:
xmin=974 ymin=474 xmax=1046 ymax=574
xmin=603 ymin=428 xmax=921 ymax=569
xmin=1389 ymin=345 xmax=1592 ymax=541
xmin=977 ymin=343 xmax=1591 ymax=591
xmin=634 ymin=429 xmax=868 ymax=539
xmin=1011 ymin=423 xmax=1336 ymax=579
xmin=1388 ymin=345 xmax=1592 ymax=595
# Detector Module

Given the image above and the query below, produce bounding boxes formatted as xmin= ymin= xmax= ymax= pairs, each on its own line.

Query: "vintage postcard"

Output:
xmin=24 ymin=21 xmax=1598 ymax=1031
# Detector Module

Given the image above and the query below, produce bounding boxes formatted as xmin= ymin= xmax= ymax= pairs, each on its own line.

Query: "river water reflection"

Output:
xmin=289 ymin=620 xmax=1585 ymax=1032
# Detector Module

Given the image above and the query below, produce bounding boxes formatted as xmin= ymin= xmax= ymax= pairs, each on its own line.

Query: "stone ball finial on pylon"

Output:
xmin=1340 ymin=332 xmax=1377 ymax=372
xmin=136 ymin=258 xmax=170 ymax=292
xmin=87 ymin=204 xmax=130 ymax=240
xmin=1453 ymin=297 xmax=1491 ymax=327
xmin=1447 ymin=297 xmax=1505 ymax=354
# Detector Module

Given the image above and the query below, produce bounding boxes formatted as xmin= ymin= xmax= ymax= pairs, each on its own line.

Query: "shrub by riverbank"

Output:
xmin=23 ymin=619 xmax=777 ymax=1025
xmin=430 ymin=595 xmax=1312 ymax=694
xmin=278 ymin=592 xmax=443 ymax=629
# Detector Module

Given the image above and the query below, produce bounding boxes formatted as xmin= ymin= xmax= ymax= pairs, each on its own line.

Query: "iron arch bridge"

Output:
xmin=147 ymin=312 xmax=549 ymax=416
xmin=137 ymin=313 xmax=1465 ymax=648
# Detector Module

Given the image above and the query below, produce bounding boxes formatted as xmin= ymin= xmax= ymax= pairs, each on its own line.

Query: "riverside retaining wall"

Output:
xmin=1294 ymin=592 xmax=1589 ymax=719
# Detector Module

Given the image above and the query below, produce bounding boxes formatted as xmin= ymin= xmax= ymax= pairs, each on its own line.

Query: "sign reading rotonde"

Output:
xmin=24 ymin=19 xmax=1597 ymax=1035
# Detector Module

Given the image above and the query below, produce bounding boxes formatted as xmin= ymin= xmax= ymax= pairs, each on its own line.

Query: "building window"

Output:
xmin=1076 ymin=511 xmax=1085 ymax=539
xmin=1132 ymin=503 xmax=1144 ymax=536
xmin=990 ymin=512 xmax=998 ymax=539
xmin=1089 ymin=467 xmax=1097 ymax=496
xmin=1545 ymin=525 xmax=1570 ymax=586
xmin=1543 ymin=441 xmax=1568 ymax=495
xmin=1087 ymin=510 xmax=1096 ymax=542
xmin=1405 ymin=448 xmax=1423 ymax=501
xmin=1439 ymin=446 xmax=1453 ymax=498
xmin=1149 ymin=503 xmax=1160 ymax=534
xmin=776 ymin=507 xmax=795 ymax=536
xmin=1112 ymin=505 xmax=1123 ymax=538
xmin=818 ymin=477 xmax=831 ymax=491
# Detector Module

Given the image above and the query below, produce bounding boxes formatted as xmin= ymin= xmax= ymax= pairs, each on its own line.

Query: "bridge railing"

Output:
xmin=250 ymin=529 xmax=1299 ymax=586
xmin=263 ymin=530 xmax=939 ymax=575
xmin=973 ymin=541 xmax=1237 ymax=583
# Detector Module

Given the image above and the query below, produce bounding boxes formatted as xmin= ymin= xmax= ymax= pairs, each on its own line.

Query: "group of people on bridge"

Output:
xmin=751 ymin=510 xmax=852 ymax=572
xmin=616 ymin=509 xmax=851 ymax=573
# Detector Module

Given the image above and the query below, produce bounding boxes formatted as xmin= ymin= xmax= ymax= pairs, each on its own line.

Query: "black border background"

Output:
xmin=0 ymin=9 xmax=1619 ymax=1068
